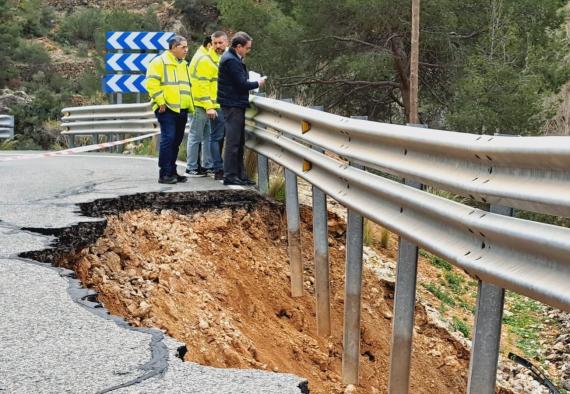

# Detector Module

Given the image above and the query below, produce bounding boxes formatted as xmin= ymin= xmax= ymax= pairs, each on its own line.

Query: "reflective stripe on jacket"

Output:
xmin=146 ymin=51 xmax=194 ymax=113
xmin=188 ymin=46 xmax=221 ymax=111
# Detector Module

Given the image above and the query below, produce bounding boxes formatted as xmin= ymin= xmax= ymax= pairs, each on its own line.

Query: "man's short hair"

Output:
xmin=231 ymin=32 xmax=252 ymax=48
xmin=168 ymin=35 xmax=187 ymax=49
xmin=211 ymin=31 xmax=227 ymax=40
xmin=202 ymin=35 xmax=212 ymax=48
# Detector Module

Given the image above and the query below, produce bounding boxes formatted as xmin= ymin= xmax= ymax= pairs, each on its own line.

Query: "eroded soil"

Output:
xmin=63 ymin=202 xmax=470 ymax=393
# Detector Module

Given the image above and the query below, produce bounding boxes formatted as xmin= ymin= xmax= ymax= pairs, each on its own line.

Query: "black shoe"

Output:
xmin=176 ymin=174 xmax=188 ymax=183
xmin=214 ymin=170 xmax=224 ymax=180
xmin=185 ymin=169 xmax=207 ymax=177
xmin=223 ymin=177 xmax=247 ymax=186
xmin=158 ymin=175 xmax=177 ymax=184
xmin=240 ymin=178 xmax=256 ymax=186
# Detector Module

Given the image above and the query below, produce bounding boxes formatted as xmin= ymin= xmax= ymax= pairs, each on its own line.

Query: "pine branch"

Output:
xmin=280 ymin=78 xmax=399 ymax=88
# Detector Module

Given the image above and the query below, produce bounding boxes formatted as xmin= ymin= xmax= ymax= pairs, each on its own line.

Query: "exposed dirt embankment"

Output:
xmin=63 ymin=201 xmax=471 ymax=393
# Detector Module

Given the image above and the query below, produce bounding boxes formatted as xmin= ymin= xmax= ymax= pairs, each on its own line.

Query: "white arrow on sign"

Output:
xmin=107 ymin=54 xmax=120 ymax=70
xmin=107 ymin=32 xmax=123 ymax=49
xmin=158 ymin=34 xmax=171 ymax=49
xmin=124 ymin=76 xmax=137 ymax=92
xmin=125 ymin=32 xmax=138 ymax=49
xmin=125 ymin=54 xmax=137 ymax=70
xmin=141 ymin=32 xmax=157 ymax=49
xmin=107 ymin=75 xmax=121 ymax=91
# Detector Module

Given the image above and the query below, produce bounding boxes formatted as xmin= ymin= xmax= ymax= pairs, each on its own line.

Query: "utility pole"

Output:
xmin=409 ymin=0 xmax=420 ymax=124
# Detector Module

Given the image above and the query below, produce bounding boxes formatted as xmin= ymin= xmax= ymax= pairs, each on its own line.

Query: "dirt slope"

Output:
xmin=65 ymin=202 xmax=471 ymax=393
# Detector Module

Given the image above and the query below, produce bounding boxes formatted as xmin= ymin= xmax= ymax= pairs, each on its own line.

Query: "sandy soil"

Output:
xmin=65 ymin=202 xmax=472 ymax=393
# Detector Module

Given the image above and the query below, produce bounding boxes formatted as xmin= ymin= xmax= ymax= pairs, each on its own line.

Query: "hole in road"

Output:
xmin=23 ymin=190 xmax=471 ymax=394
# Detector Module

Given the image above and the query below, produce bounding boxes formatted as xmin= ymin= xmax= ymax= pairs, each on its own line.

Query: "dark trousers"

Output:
xmin=209 ymin=108 xmax=225 ymax=171
xmin=156 ymin=108 xmax=187 ymax=178
xmin=222 ymin=106 xmax=245 ymax=180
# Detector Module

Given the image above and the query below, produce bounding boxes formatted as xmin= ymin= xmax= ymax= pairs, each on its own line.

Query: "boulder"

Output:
xmin=0 ymin=89 xmax=33 ymax=113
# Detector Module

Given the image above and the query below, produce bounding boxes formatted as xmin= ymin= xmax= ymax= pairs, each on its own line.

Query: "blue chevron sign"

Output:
xmin=106 ymin=31 xmax=175 ymax=50
xmin=105 ymin=53 xmax=158 ymax=72
xmin=104 ymin=75 xmax=147 ymax=93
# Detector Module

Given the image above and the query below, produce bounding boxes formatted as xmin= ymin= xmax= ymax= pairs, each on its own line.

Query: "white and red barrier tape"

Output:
xmin=0 ymin=132 xmax=159 ymax=162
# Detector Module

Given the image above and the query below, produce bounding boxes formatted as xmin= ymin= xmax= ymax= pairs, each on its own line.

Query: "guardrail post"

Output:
xmin=257 ymin=154 xmax=269 ymax=195
xmin=313 ymin=183 xmax=330 ymax=336
xmin=153 ymin=134 xmax=160 ymax=156
xmin=342 ymin=163 xmax=364 ymax=385
xmin=312 ymin=108 xmax=331 ymax=337
xmin=285 ymin=168 xmax=303 ymax=297
xmin=467 ymin=204 xmax=511 ymax=394
xmin=117 ymin=134 xmax=125 ymax=153
xmin=388 ymin=178 xmax=422 ymax=394
xmin=93 ymin=133 xmax=99 ymax=146
xmin=67 ymin=135 xmax=75 ymax=148
xmin=388 ymin=123 xmax=425 ymax=394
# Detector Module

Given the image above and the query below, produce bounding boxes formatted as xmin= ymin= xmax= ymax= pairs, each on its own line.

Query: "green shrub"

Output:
xmin=177 ymin=136 xmax=187 ymax=161
xmin=445 ymin=271 xmax=465 ymax=294
xmin=363 ymin=219 xmax=373 ymax=246
xmin=431 ymin=256 xmax=453 ymax=271
xmin=380 ymin=228 xmax=390 ymax=249
xmin=17 ymin=0 xmax=55 ymax=37
xmin=0 ymin=139 xmax=18 ymax=150
xmin=58 ymin=7 xmax=159 ymax=48
xmin=420 ymin=250 xmax=453 ymax=271
xmin=503 ymin=292 xmax=546 ymax=359
xmin=269 ymin=175 xmax=285 ymax=202
xmin=134 ymin=138 xmax=158 ymax=157
xmin=244 ymin=149 xmax=258 ymax=180
xmin=104 ymin=8 xmax=158 ymax=32
xmin=58 ymin=8 xmax=106 ymax=44
xmin=452 ymin=316 xmax=471 ymax=338
xmin=77 ymin=72 xmax=102 ymax=97
xmin=13 ymin=41 xmax=50 ymax=65
xmin=458 ymin=298 xmax=475 ymax=314
xmin=173 ymin=0 xmax=218 ymax=37
xmin=423 ymin=282 xmax=455 ymax=306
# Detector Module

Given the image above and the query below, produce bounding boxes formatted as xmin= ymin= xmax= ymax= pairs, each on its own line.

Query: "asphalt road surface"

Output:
xmin=0 ymin=152 xmax=306 ymax=394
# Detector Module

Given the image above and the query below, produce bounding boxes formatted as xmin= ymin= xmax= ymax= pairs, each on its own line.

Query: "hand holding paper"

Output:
xmin=249 ymin=71 xmax=267 ymax=92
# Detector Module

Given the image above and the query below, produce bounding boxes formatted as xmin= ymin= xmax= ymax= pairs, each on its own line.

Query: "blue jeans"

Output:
xmin=186 ymin=107 xmax=212 ymax=171
xmin=156 ymin=108 xmax=187 ymax=178
xmin=209 ymin=108 xmax=225 ymax=171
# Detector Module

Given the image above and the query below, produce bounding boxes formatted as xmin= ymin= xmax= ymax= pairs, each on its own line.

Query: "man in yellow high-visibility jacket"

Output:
xmin=185 ymin=31 xmax=228 ymax=179
xmin=146 ymin=35 xmax=194 ymax=184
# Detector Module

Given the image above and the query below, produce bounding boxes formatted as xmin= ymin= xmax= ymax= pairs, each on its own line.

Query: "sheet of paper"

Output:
xmin=248 ymin=71 xmax=266 ymax=92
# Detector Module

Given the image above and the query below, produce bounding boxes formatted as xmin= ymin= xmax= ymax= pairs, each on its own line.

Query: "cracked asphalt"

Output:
xmin=0 ymin=152 xmax=307 ymax=394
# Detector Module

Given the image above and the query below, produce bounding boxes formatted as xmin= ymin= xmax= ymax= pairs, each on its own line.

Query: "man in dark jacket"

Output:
xmin=217 ymin=32 xmax=266 ymax=185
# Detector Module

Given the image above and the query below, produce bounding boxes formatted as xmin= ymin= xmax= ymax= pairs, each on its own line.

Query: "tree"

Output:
xmin=0 ymin=0 xmax=22 ymax=86
xmin=218 ymin=0 xmax=568 ymax=134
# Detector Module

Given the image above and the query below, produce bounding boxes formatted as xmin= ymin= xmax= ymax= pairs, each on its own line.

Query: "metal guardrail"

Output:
xmin=60 ymin=98 xmax=570 ymax=394
xmin=246 ymin=96 xmax=570 ymax=393
xmin=61 ymin=103 xmax=158 ymax=136
xmin=250 ymin=96 xmax=570 ymax=217
xmin=61 ymin=103 xmax=192 ymax=148
xmin=246 ymin=120 xmax=570 ymax=309
xmin=0 ymin=115 xmax=14 ymax=139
